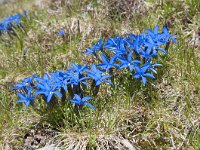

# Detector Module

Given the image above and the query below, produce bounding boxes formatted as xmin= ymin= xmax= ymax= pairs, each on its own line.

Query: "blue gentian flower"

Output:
xmin=146 ymin=26 xmax=164 ymax=45
xmin=67 ymin=66 xmax=89 ymax=86
xmin=104 ymin=37 xmax=118 ymax=50
xmin=16 ymin=88 xmax=35 ymax=108
xmin=0 ymin=19 xmax=11 ymax=32
xmin=144 ymin=37 xmax=167 ymax=55
xmin=68 ymin=72 xmax=89 ymax=86
xmin=87 ymin=64 xmax=112 ymax=86
xmin=126 ymin=34 xmax=144 ymax=54
xmin=70 ymin=94 xmax=95 ymax=110
xmin=50 ymin=72 xmax=68 ymax=91
xmin=144 ymin=26 xmax=176 ymax=55
xmin=0 ymin=13 xmax=22 ymax=34
xmin=13 ymin=75 xmax=37 ymax=90
xmin=141 ymin=47 xmax=158 ymax=60
xmin=87 ymin=64 xmax=105 ymax=74
xmin=35 ymin=81 xmax=62 ymax=102
xmin=57 ymin=70 xmax=70 ymax=81
xmin=162 ymin=26 xmax=177 ymax=44
xmin=93 ymin=39 xmax=103 ymax=50
xmin=133 ymin=64 xmax=155 ymax=85
xmin=35 ymin=73 xmax=51 ymax=84
xmin=105 ymin=37 xmax=127 ymax=56
xmin=9 ymin=14 xmax=21 ymax=25
xmin=85 ymin=39 xmax=103 ymax=57
xmin=118 ymin=51 xmax=141 ymax=72
xmin=71 ymin=63 xmax=88 ymax=75
xmin=143 ymin=61 xmax=162 ymax=74
xmin=146 ymin=26 xmax=165 ymax=41
xmin=98 ymin=54 xmax=119 ymax=70
xmin=57 ymin=29 xmax=65 ymax=36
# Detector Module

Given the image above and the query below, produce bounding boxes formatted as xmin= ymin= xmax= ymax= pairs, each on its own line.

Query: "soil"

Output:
xmin=22 ymin=126 xmax=58 ymax=150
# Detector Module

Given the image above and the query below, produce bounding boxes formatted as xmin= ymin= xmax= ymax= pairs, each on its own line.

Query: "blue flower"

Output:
xmin=98 ymin=54 xmax=119 ymax=70
xmin=143 ymin=61 xmax=162 ymax=74
xmin=85 ymin=39 xmax=103 ymax=57
xmin=133 ymin=64 xmax=155 ymax=85
xmin=57 ymin=70 xmax=70 ymax=81
xmin=144 ymin=37 xmax=167 ymax=55
xmin=0 ymin=13 xmax=22 ymax=34
xmin=71 ymin=63 xmax=88 ymax=75
xmin=104 ymin=37 xmax=118 ymax=50
xmin=57 ymin=29 xmax=65 ymax=36
xmin=70 ymin=94 xmax=95 ymax=110
xmin=68 ymin=72 xmax=89 ymax=86
xmin=13 ymin=24 xmax=177 ymax=110
xmin=13 ymin=74 xmax=37 ymax=90
xmin=146 ymin=26 xmax=164 ymax=45
xmin=105 ymin=37 xmax=127 ymax=56
xmin=162 ymin=26 xmax=177 ymax=44
xmin=35 ymin=81 xmax=62 ymax=103
xmin=126 ymin=34 xmax=145 ymax=54
xmin=66 ymin=66 xmax=89 ymax=86
xmin=118 ymin=51 xmax=141 ymax=72
xmin=87 ymin=64 xmax=112 ymax=86
xmin=0 ymin=19 xmax=11 ymax=32
xmin=50 ymin=72 xmax=68 ymax=91
xmin=16 ymin=88 xmax=35 ymax=108
xmin=146 ymin=26 xmax=165 ymax=41
xmin=9 ymin=14 xmax=21 ymax=26
xmin=141 ymin=47 xmax=158 ymax=60
xmin=35 ymin=73 xmax=51 ymax=84
xmin=87 ymin=64 xmax=105 ymax=74
xmin=144 ymin=26 xmax=177 ymax=55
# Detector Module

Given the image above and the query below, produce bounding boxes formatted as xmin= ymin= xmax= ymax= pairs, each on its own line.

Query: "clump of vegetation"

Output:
xmin=0 ymin=11 xmax=27 ymax=35
xmin=12 ymin=25 xmax=176 ymax=122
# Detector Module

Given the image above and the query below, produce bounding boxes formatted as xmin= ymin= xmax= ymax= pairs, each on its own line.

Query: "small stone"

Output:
xmin=121 ymin=139 xmax=136 ymax=150
xmin=4 ymin=143 xmax=10 ymax=150
xmin=36 ymin=144 xmax=58 ymax=150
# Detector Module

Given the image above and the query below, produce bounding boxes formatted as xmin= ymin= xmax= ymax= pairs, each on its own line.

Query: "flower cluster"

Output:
xmin=0 ymin=11 xmax=27 ymax=35
xmin=13 ymin=63 xmax=112 ymax=110
xmin=85 ymin=26 xmax=176 ymax=85
xmin=13 ymin=26 xmax=176 ymax=111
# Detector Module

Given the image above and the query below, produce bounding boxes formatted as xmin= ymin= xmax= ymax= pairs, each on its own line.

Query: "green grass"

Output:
xmin=0 ymin=0 xmax=199 ymax=149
